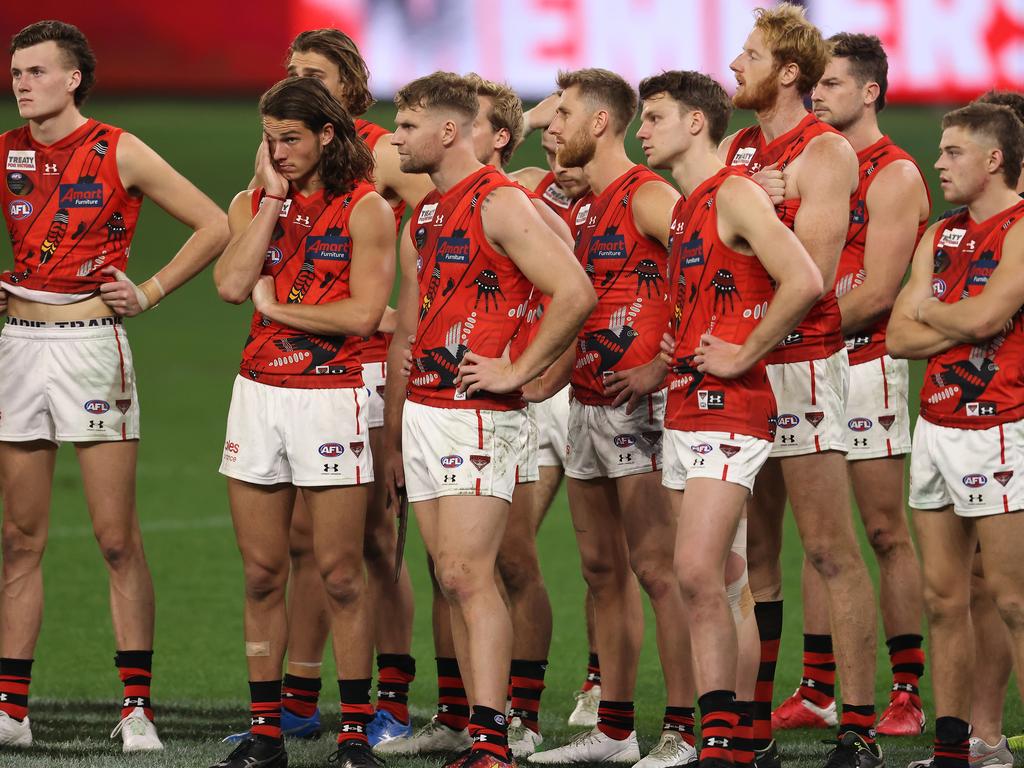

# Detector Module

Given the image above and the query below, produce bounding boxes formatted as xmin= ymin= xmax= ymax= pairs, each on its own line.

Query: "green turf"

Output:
xmin=0 ymin=99 xmax=1017 ymax=766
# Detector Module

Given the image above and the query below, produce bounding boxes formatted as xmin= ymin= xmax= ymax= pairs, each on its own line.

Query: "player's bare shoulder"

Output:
xmin=717 ymin=129 xmax=742 ymax=163
xmin=795 ymin=131 xmax=858 ymax=194
xmin=509 ymin=166 xmax=547 ymax=190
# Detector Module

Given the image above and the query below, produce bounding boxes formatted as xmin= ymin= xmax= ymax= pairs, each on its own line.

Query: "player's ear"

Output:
xmin=690 ymin=109 xmax=704 ymax=137
xmin=778 ymin=62 xmax=799 ymax=88
xmin=67 ymin=68 xmax=81 ymax=96
xmin=986 ymin=146 xmax=1004 ymax=179
xmin=320 ymin=123 xmax=335 ymax=147
xmin=591 ymin=108 xmax=610 ymax=137
xmin=863 ymin=81 xmax=880 ymax=109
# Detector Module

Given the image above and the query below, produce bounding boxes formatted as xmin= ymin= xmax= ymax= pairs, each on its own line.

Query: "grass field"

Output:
xmin=0 ymin=98 xmax=1018 ymax=767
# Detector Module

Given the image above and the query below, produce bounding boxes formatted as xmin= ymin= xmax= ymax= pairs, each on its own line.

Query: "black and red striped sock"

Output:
xmin=840 ymin=704 xmax=876 ymax=744
xmin=282 ymin=673 xmax=320 ymax=718
xmin=597 ymin=700 xmax=635 ymax=740
xmin=734 ymin=700 xmax=755 ymax=767
xmin=338 ymin=678 xmax=374 ymax=744
xmin=115 ymin=650 xmax=154 ymax=721
xmin=0 ymin=658 xmax=31 ymax=722
xmin=436 ymin=657 xmax=469 ymax=731
xmin=469 ymin=705 xmax=509 ymax=760
xmin=663 ymin=706 xmax=696 ymax=746
xmin=887 ymin=634 xmax=925 ymax=709
xmin=582 ymin=652 xmax=601 ymax=692
xmin=249 ymin=680 xmax=282 ymax=740
xmin=510 ymin=659 xmax=547 ymax=734
xmin=798 ymin=634 xmax=836 ymax=708
xmin=699 ymin=690 xmax=739 ymax=763
xmin=376 ymin=653 xmax=415 ymax=724
xmin=934 ymin=716 xmax=970 ymax=768
xmin=752 ymin=600 xmax=783 ymax=751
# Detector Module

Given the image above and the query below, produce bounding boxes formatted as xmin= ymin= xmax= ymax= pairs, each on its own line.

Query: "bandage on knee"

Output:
xmin=727 ymin=570 xmax=754 ymax=623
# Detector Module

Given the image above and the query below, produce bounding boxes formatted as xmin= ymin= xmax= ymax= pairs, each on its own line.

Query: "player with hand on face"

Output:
xmin=212 ymin=76 xmax=395 ymax=768
xmin=0 ymin=19 xmax=229 ymax=752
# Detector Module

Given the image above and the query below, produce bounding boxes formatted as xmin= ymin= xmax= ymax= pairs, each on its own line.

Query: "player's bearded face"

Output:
xmin=558 ymin=123 xmax=597 ymax=168
xmin=734 ymin=62 xmax=781 ymax=111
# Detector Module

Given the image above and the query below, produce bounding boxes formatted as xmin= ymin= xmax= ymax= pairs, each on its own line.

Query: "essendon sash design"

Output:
xmin=664 ymin=168 xmax=777 ymax=440
xmin=240 ymin=184 xmax=374 ymax=389
xmin=408 ymin=166 xmax=532 ymax=410
xmin=727 ymin=112 xmax=845 ymax=364
xmin=570 ymin=165 xmax=672 ymax=406
xmin=920 ymin=200 xmax=1024 ymax=428
xmin=1 ymin=120 xmax=142 ymax=295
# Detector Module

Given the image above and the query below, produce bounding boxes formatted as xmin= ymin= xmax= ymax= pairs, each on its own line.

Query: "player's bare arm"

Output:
xmin=695 ymin=175 xmax=824 ymax=378
xmin=382 ymin=221 xmax=419 ymax=506
xmin=522 ymin=343 xmax=576 ymax=403
xmin=917 ymin=221 xmax=1024 ymax=343
xmin=839 ymin=160 xmax=927 ymax=334
xmin=717 ymin=130 xmax=740 ymax=163
xmin=523 ymin=93 xmax=559 ymax=134
xmin=792 ymin=132 xmax=859 ymax=287
xmin=214 ymin=189 xmax=281 ymax=304
xmin=886 ymin=222 xmax=958 ymax=359
xmin=457 ymin=186 xmax=595 ymax=395
xmin=251 ymin=192 xmax=396 ymax=336
xmin=373 ymin=138 xmax=435 ymax=208
xmin=102 ymin=132 xmax=229 ymax=315
xmin=601 ymin=179 xmax=678 ymax=407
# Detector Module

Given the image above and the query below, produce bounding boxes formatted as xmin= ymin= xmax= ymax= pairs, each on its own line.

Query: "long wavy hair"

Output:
xmin=259 ymin=76 xmax=374 ymax=198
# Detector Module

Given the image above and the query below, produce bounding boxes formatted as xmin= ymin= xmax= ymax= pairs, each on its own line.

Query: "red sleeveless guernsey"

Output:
xmin=508 ymin=182 xmax=544 ymax=360
xmin=408 ymin=166 xmax=532 ymax=411
xmin=1 ymin=119 xmax=142 ymax=296
xmin=239 ymin=183 xmax=375 ymax=389
xmin=836 ymin=136 xmax=930 ymax=365
xmin=354 ymin=118 xmax=402 ymax=365
xmin=727 ymin=112 xmax=845 ymax=364
xmin=920 ymin=200 xmax=1024 ymax=429
xmin=571 ymin=165 xmax=673 ymax=406
xmin=664 ymin=168 xmax=777 ymax=441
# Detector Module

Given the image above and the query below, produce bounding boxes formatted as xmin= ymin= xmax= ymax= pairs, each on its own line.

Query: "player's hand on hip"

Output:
xmin=400 ymin=336 xmax=415 ymax=379
xmin=659 ymin=331 xmax=676 ymax=367
xmin=605 ymin=358 xmax=667 ymax=413
xmin=694 ymin=333 xmax=747 ymax=379
xmin=99 ymin=267 xmax=152 ymax=316
xmin=751 ymin=162 xmax=785 ymax=206
xmin=457 ymin=346 xmax=518 ymax=396
xmin=251 ymin=275 xmax=276 ymax=313
xmin=255 ymin=139 xmax=289 ymax=199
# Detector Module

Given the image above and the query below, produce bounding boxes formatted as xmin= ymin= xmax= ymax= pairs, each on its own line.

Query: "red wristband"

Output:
xmin=264 ymin=193 xmax=287 ymax=202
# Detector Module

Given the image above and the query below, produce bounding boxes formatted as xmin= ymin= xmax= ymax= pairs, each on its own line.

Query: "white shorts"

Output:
xmin=844 ymin=355 xmax=911 ymax=460
xmin=768 ymin=349 xmax=849 ymax=457
xmin=219 ymin=375 xmax=372 ymax=487
xmin=564 ymin=390 xmax=665 ymax=480
xmin=517 ymin=405 xmax=539 ymax=483
xmin=909 ymin=417 xmax=1024 ymax=518
xmin=0 ymin=317 xmax=140 ymax=443
xmin=662 ymin=430 xmax=773 ymax=493
xmin=537 ymin=385 xmax=570 ymax=468
xmin=362 ymin=361 xmax=387 ymax=430
xmin=402 ymin=400 xmax=528 ymax=503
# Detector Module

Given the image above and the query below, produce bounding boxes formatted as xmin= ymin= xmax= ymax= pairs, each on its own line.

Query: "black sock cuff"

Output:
xmin=249 ymin=679 xmax=282 ymax=704
xmin=338 ymin=678 xmax=372 ymax=703
xmin=510 ymin=659 xmax=548 ymax=678
xmin=0 ymin=658 xmax=33 ymax=677
xmin=665 ymin=706 xmax=695 ymax=716
xmin=886 ymin=634 xmax=925 ymax=652
xmin=698 ymin=690 xmax=736 ymax=713
xmin=804 ymin=634 xmax=834 ymax=654
xmin=377 ymin=653 xmax=416 ymax=675
xmin=283 ymin=673 xmax=322 ymax=692
xmin=843 ymin=704 xmax=875 ymax=716
xmin=470 ymin=705 xmax=507 ymax=728
xmin=114 ymin=650 xmax=153 ymax=671
xmin=588 ymin=652 xmax=600 ymax=666
xmin=936 ymin=717 xmax=971 ymax=744
xmin=754 ymin=601 xmax=783 ymax=639
xmin=436 ymin=657 xmax=462 ymax=677
xmin=599 ymin=699 xmax=634 ymax=713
